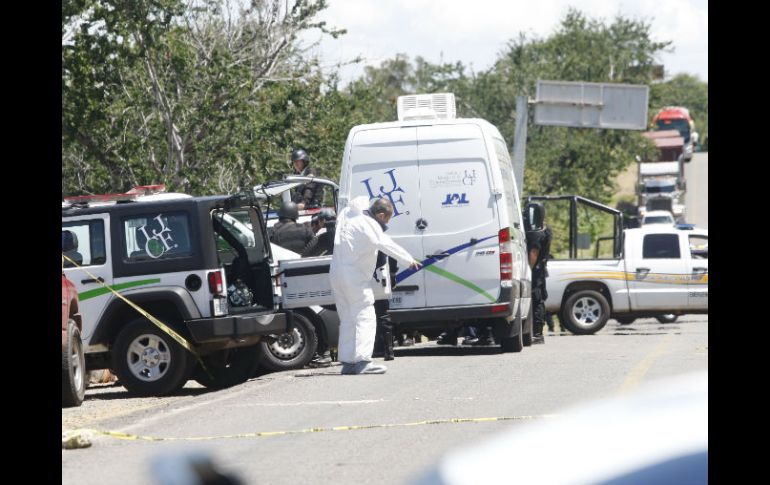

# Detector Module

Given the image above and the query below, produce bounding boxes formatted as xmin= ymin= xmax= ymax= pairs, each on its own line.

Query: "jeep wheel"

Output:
xmin=193 ymin=345 xmax=261 ymax=389
xmin=561 ymin=290 xmax=610 ymax=335
xmin=258 ymin=312 xmax=318 ymax=372
xmin=112 ymin=319 xmax=192 ymax=396
xmin=62 ymin=319 xmax=86 ymax=407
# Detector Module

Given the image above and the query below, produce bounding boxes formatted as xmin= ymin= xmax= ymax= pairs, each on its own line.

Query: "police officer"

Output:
xmin=373 ymin=252 xmax=397 ymax=361
xmin=300 ymin=209 xmax=336 ymax=257
xmin=289 ymin=149 xmax=321 ymax=210
xmin=269 ymin=201 xmax=314 ymax=253
xmin=525 ymin=202 xmax=552 ymax=345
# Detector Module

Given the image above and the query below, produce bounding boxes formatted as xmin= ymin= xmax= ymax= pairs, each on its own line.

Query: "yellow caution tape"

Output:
xmin=64 ymin=415 xmax=558 ymax=444
xmin=62 ymin=253 xmax=208 ymax=375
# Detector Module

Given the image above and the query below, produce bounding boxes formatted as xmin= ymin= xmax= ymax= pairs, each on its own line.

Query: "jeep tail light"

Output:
xmin=499 ymin=228 xmax=513 ymax=281
xmin=208 ymin=270 xmax=224 ymax=295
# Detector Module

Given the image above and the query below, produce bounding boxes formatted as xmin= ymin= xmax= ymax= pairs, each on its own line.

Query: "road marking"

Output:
xmin=63 ymin=415 xmax=558 ymax=444
xmin=618 ymin=332 xmax=674 ymax=394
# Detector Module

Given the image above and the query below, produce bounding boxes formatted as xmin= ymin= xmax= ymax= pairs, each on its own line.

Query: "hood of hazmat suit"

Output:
xmin=330 ymin=196 xmax=418 ymax=364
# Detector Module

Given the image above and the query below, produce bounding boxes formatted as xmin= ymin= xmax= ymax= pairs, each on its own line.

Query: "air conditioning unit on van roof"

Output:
xmin=397 ymin=93 xmax=456 ymax=121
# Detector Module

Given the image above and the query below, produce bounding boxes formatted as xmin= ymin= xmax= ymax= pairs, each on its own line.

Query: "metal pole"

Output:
xmin=512 ymin=96 xmax=528 ymax=197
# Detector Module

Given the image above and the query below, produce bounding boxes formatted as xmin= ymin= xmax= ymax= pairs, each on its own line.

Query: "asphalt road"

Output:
xmin=685 ymin=152 xmax=708 ymax=228
xmin=62 ymin=316 xmax=708 ymax=485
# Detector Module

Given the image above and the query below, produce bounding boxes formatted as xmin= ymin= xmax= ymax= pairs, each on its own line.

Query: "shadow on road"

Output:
xmin=84 ymin=385 xmax=211 ymax=401
xmin=393 ymin=345 xmax=503 ymax=357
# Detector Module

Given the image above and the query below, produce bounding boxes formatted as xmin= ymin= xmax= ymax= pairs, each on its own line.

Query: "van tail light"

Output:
xmin=208 ymin=270 xmax=224 ymax=295
xmin=499 ymin=228 xmax=513 ymax=281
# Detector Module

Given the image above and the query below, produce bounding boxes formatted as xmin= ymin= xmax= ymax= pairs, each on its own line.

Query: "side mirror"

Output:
xmin=524 ymin=202 xmax=544 ymax=231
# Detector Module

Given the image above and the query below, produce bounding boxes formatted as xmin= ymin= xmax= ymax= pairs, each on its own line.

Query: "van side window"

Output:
xmin=642 ymin=234 xmax=681 ymax=259
xmin=492 ymin=138 xmax=521 ymax=226
xmin=62 ymin=220 xmax=106 ymax=267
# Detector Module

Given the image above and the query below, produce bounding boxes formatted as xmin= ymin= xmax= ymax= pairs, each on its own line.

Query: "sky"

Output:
xmin=301 ymin=0 xmax=708 ymax=86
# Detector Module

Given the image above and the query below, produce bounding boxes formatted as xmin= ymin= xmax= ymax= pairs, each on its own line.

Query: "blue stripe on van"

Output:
xmin=395 ymin=234 xmax=497 ymax=284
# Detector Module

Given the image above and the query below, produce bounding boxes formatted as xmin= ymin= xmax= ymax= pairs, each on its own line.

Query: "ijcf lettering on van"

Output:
xmin=360 ymin=168 xmax=408 ymax=216
xmin=441 ymin=193 xmax=470 ymax=207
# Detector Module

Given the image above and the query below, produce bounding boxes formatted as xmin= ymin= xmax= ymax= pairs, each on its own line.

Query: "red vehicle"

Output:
xmin=651 ymin=107 xmax=699 ymax=162
xmin=62 ymin=231 xmax=86 ymax=407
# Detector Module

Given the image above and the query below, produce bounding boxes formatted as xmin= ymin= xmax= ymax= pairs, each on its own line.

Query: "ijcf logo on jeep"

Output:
xmin=138 ymin=215 xmax=178 ymax=259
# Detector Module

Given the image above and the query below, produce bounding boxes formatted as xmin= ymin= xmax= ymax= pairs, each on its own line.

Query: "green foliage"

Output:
xmin=62 ymin=4 xmax=703 ymax=207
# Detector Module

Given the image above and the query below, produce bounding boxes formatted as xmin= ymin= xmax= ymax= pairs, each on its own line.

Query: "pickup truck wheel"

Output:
xmin=656 ymin=314 xmax=678 ymax=324
xmin=193 ymin=345 xmax=261 ymax=389
xmin=62 ymin=319 xmax=86 ymax=407
xmin=112 ymin=319 xmax=192 ymax=396
xmin=615 ymin=316 xmax=636 ymax=325
xmin=561 ymin=290 xmax=610 ymax=335
xmin=258 ymin=312 xmax=318 ymax=372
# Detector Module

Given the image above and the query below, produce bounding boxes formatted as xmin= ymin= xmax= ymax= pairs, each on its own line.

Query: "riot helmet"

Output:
xmin=277 ymin=201 xmax=299 ymax=221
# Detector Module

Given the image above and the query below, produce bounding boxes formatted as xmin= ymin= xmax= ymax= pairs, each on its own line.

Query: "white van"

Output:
xmin=334 ymin=93 xmax=532 ymax=351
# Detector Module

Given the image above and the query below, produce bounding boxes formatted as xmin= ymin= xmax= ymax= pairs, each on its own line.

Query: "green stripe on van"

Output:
xmin=79 ymin=278 xmax=162 ymax=301
xmin=424 ymin=266 xmax=496 ymax=303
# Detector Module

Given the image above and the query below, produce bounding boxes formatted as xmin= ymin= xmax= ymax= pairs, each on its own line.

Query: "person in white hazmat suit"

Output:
xmin=330 ymin=196 xmax=422 ymax=375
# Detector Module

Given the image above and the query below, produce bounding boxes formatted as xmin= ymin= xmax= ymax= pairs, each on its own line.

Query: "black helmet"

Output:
xmin=290 ymin=149 xmax=310 ymax=164
xmin=318 ymin=208 xmax=336 ymax=222
xmin=278 ymin=201 xmax=299 ymax=221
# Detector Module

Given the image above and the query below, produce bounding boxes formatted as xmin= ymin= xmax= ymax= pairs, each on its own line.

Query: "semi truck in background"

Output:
xmin=651 ymin=107 xmax=699 ymax=162
xmin=636 ymin=160 xmax=686 ymax=222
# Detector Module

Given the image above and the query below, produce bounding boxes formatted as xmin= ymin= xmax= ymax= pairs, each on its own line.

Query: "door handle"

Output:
xmin=693 ymin=267 xmax=707 ymax=273
xmin=81 ymin=277 xmax=105 ymax=284
xmin=635 ymin=268 xmax=650 ymax=279
xmin=427 ymin=252 xmax=450 ymax=259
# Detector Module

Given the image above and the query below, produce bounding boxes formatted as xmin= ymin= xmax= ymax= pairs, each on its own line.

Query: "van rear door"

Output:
xmin=347 ymin=126 xmax=427 ymax=309
xmin=416 ymin=124 xmax=501 ymax=307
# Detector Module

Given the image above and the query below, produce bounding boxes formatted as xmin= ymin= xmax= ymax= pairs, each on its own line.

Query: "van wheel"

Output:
xmin=258 ymin=312 xmax=318 ymax=372
xmin=561 ymin=290 xmax=610 ymax=335
xmin=193 ymin=345 xmax=261 ymax=389
xmin=62 ymin=319 xmax=86 ymax=407
xmin=656 ymin=314 xmax=678 ymax=324
xmin=501 ymin=309 xmax=524 ymax=353
xmin=523 ymin=308 xmax=533 ymax=346
xmin=616 ymin=316 xmax=636 ymax=325
xmin=112 ymin=319 xmax=192 ymax=396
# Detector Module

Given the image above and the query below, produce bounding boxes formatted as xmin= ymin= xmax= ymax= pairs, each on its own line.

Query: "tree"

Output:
xmin=62 ymin=0 xmax=346 ymax=196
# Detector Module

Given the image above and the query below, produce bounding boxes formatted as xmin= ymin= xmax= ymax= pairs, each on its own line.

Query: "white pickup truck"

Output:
xmin=546 ymin=225 xmax=708 ymax=334
xmin=527 ymin=195 xmax=707 ymax=335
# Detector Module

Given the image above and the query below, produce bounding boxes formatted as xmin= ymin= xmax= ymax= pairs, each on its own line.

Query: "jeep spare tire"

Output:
xmin=112 ymin=319 xmax=192 ymax=396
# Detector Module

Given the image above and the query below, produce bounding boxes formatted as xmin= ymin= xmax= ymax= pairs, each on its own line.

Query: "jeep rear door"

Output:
xmin=687 ymin=233 xmax=708 ymax=310
xmin=62 ymin=215 xmax=112 ymax=344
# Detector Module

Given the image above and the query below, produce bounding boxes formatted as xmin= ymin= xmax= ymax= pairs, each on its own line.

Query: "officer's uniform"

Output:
xmin=292 ymin=166 xmax=322 ymax=208
xmin=526 ymin=226 xmax=553 ymax=341
xmin=270 ymin=219 xmax=314 ymax=254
